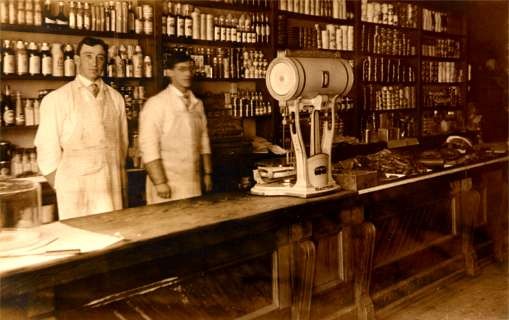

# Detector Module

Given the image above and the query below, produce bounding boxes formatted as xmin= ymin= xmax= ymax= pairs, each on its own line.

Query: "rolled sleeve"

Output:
xmin=139 ymin=98 xmax=163 ymax=164
xmin=34 ymin=94 xmax=62 ymax=175
xmin=199 ymin=103 xmax=211 ymax=155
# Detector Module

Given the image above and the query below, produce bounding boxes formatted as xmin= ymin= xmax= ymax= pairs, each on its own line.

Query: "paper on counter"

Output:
xmin=0 ymin=222 xmax=124 ymax=274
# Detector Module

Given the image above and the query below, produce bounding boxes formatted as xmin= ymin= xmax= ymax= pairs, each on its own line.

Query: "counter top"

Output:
xmin=1 ymin=154 xmax=507 ymax=298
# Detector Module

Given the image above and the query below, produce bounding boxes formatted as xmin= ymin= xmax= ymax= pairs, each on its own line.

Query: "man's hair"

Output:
xmin=76 ymin=37 xmax=108 ymax=56
xmin=167 ymin=52 xmax=192 ymax=69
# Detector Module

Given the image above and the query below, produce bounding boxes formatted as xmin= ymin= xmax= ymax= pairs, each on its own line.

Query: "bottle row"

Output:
xmin=422 ymin=110 xmax=464 ymax=136
xmin=106 ymin=44 xmax=152 ymax=79
xmin=222 ymin=89 xmax=273 ymax=118
xmin=1 ymin=85 xmax=42 ymax=128
xmin=421 ymin=38 xmax=461 ymax=59
xmin=2 ymin=147 xmax=39 ymax=178
xmin=360 ymin=25 xmax=416 ymax=56
xmin=164 ymin=47 xmax=268 ymax=80
xmin=423 ymin=86 xmax=463 ymax=109
xmin=114 ymin=84 xmax=147 ymax=122
xmin=283 ymin=23 xmax=353 ymax=51
xmin=162 ymin=2 xmax=270 ymax=44
xmin=361 ymin=0 xmax=418 ymax=29
xmin=363 ymin=113 xmax=417 ymax=142
xmin=0 ymin=0 xmax=155 ymax=35
xmin=421 ymin=61 xmax=465 ymax=83
xmin=1 ymin=39 xmax=153 ymax=79
xmin=279 ymin=0 xmax=354 ymax=20
xmin=361 ymin=85 xmax=416 ymax=111
xmin=361 ymin=57 xmax=416 ymax=83
xmin=220 ymin=0 xmax=270 ymax=9
xmin=422 ymin=8 xmax=463 ymax=34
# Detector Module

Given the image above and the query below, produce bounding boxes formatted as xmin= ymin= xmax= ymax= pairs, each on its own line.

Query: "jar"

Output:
xmin=51 ymin=43 xmax=64 ymax=77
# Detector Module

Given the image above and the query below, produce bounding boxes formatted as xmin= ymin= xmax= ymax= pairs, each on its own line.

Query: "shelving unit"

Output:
xmin=1 ymin=0 xmax=470 ymax=183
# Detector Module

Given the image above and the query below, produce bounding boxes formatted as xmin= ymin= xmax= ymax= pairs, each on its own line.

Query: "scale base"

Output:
xmin=250 ymin=182 xmax=341 ymax=198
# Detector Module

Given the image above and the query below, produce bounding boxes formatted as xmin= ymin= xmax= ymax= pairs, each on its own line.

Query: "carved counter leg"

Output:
xmin=352 ymin=208 xmax=376 ymax=320
xmin=353 ymin=221 xmax=376 ymax=320
xmin=290 ymin=223 xmax=316 ymax=320
xmin=452 ymin=178 xmax=480 ymax=276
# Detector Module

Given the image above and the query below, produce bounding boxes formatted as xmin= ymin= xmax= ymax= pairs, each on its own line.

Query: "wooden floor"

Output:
xmin=382 ymin=262 xmax=509 ymax=320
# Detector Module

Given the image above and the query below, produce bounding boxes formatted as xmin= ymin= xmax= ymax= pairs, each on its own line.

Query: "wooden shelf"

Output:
xmin=279 ymin=11 xmax=354 ymax=25
xmin=370 ymin=108 xmax=417 ymax=113
xmin=2 ymin=75 xmax=151 ymax=81
xmin=422 ymin=82 xmax=466 ymax=86
xmin=422 ymin=30 xmax=466 ymax=39
xmin=360 ymin=52 xmax=418 ymax=59
xmin=162 ymin=37 xmax=270 ymax=49
xmin=360 ymin=21 xmax=418 ymax=32
xmin=180 ymin=0 xmax=270 ymax=12
xmin=422 ymin=56 xmax=462 ymax=62
xmin=361 ymin=81 xmax=416 ymax=85
xmin=0 ymin=23 xmax=152 ymax=39
xmin=192 ymin=78 xmax=266 ymax=83
xmin=1 ymin=125 xmax=38 ymax=130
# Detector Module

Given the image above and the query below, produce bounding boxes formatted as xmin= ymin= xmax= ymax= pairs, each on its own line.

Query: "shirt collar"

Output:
xmin=77 ymin=74 xmax=103 ymax=90
xmin=168 ymin=84 xmax=192 ymax=100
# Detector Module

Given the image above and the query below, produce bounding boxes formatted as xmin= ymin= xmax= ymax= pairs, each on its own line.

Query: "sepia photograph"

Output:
xmin=0 ymin=0 xmax=507 ymax=319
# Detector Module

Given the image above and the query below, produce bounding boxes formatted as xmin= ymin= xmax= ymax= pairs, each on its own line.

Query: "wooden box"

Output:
xmin=334 ymin=170 xmax=378 ymax=191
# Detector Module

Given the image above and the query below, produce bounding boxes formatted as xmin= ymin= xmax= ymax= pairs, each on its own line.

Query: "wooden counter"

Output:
xmin=1 ymin=155 xmax=507 ymax=320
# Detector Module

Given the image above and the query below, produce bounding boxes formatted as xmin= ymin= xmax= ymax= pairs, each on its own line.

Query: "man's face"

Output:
xmin=169 ymin=61 xmax=193 ymax=89
xmin=76 ymin=44 xmax=106 ymax=81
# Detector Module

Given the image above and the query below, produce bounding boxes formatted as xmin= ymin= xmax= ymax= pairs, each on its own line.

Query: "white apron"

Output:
xmin=146 ymin=97 xmax=203 ymax=204
xmin=55 ymin=83 xmax=123 ymax=219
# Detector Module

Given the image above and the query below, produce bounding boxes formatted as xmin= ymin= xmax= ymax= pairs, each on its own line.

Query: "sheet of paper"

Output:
xmin=0 ymin=222 xmax=124 ymax=274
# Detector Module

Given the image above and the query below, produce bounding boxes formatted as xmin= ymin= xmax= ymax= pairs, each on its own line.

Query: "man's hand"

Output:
xmin=155 ymin=183 xmax=171 ymax=198
xmin=203 ymin=174 xmax=213 ymax=193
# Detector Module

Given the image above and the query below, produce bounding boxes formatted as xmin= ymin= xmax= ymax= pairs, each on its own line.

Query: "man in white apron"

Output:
xmin=139 ymin=52 xmax=212 ymax=204
xmin=35 ymin=37 xmax=128 ymax=219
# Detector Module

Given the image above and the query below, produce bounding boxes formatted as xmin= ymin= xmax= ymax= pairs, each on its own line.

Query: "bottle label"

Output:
xmin=53 ymin=56 xmax=64 ymax=77
xmin=3 ymin=55 xmax=16 ymax=74
xmin=17 ymin=52 xmax=29 ymax=75
xmin=29 ymin=56 xmax=41 ymax=75
xmin=42 ymin=56 xmax=53 ymax=75
xmin=3 ymin=109 xmax=14 ymax=125
xmin=64 ymin=58 xmax=75 ymax=77
xmin=167 ymin=16 xmax=175 ymax=36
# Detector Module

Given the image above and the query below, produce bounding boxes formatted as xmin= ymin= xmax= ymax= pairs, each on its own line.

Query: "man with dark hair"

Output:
xmin=35 ymin=37 xmax=128 ymax=219
xmin=139 ymin=52 xmax=212 ymax=203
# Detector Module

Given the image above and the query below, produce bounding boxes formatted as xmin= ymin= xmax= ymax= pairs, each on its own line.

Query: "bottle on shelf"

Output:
xmin=40 ymin=42 xmax=52 ymax=76
xmin=14 ymin=91 xmax=25 ymax=126
xmin=43 ymin=0 xmax=56 ymax=27
xmin=51 ymin=42 xmax=64 ymax=77
xmin=0 ymin=0 xmax=7 ymax=24
xmin=63 ymin=43 xmax=75 ymax=77
xmin=3 ymin=39 xmax=16 ymax=75
xmin=33 ymin=0 xmax=42 ymax=26
xmin=24 ymin=98 xmax=34 ymax=126
xmin=15 ymin=40 xmax=28 ymax=76
xmin=2 ymin=85 xmax=15 ymax=127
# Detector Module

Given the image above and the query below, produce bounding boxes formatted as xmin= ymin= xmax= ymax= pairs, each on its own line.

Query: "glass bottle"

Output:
xmin=40 ymin=42 xmax=52 ymax=76
xmin=15 ymin=40 xmax=28 ymax=76
xmin=184 ymin=4 xmax=192 ymax=39
xmin=63 ymin=44 xmax=75 ymax=77
xmin=166 ymin=1 xmax=175 ymax=38
xmin=43 ymin=0 xmax=55 ymax=27
xmin=2 ymin=85 xmax=14 ymax=126
xmin=28 ymin=41 xmax=40 ymax=76
xmin=0 ymin=0 xmax=7 ymax=24
xmin=68 ymin=1 xmax=76 ymax=28
xmin=132 ymin=44 xmax=143 ymax=78
xmin=14 ymin=91 xmax=25 ymax=126
xmin=51 ymin=42 xmax=63 ymax=77
xmin=143 ymin=55 xmax=152 ymax=78
xmin=24 ymin=98 xmax=34 ymax=126
xmin=24 ymin=0 xmax=33 ymax=25
xmin=33 ymin=0 xmax=42 ymax=25
xmin=83 ymin=1 xmax=90 ymax=30
xmin=2 ymin=40 xmax=16 ymax=75
xmin=175 ymin=3 xmax=184 ymax=39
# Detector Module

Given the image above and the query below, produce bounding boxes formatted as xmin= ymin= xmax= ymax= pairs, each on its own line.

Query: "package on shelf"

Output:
xmin=280 ymin=0 xmax=354 ymax=20
xmin=361 ymin=0 xmax=418 ymax=28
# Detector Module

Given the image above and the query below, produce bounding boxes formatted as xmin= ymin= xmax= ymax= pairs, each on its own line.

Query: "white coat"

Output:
xmin=34 ymin=77 xmax=128 ymax=219
xmin=139 ymin=85 xmax=211 ymax=204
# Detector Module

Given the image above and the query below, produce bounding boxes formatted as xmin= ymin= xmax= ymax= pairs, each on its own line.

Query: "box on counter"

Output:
xmin=334 ymin=170 xmax=378 ymax=191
